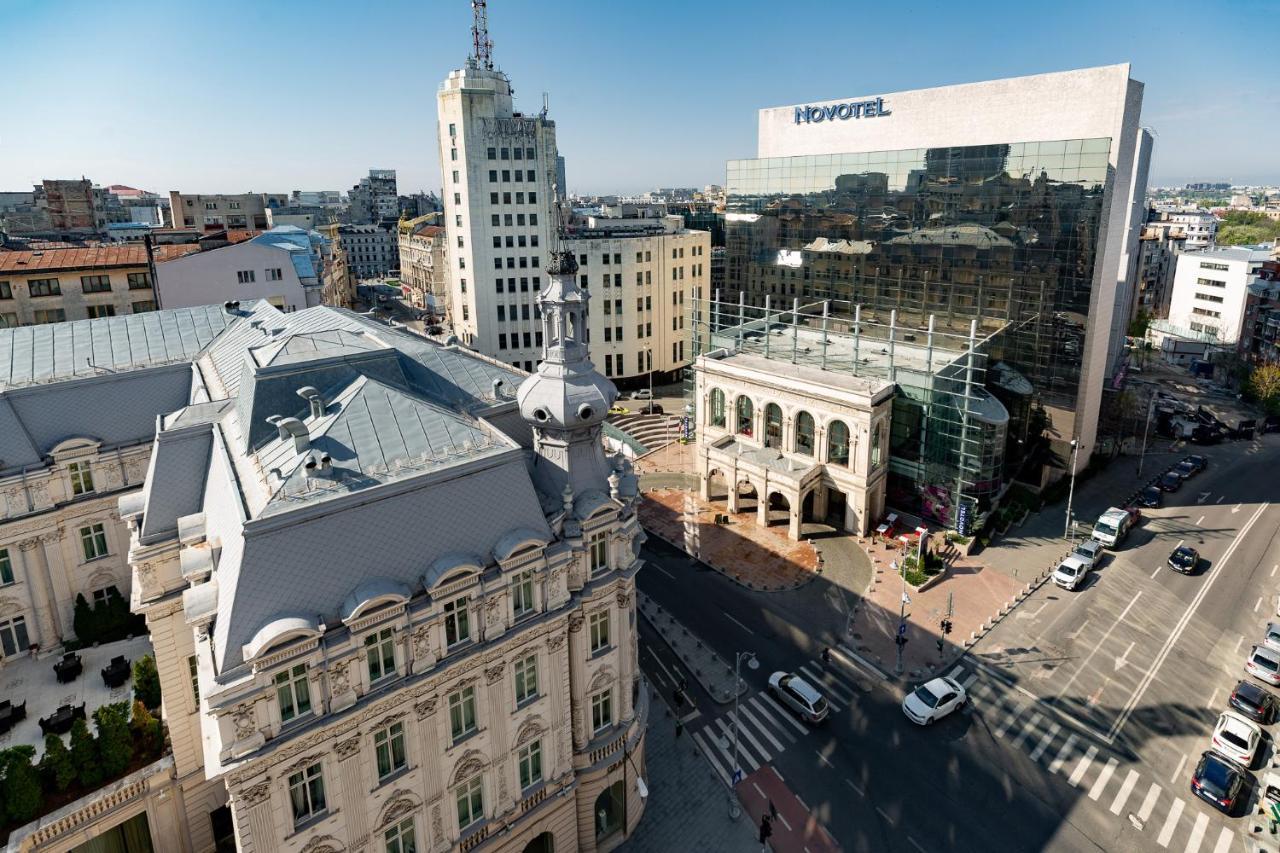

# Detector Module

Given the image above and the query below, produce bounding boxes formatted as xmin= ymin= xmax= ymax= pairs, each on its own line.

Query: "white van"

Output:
xmin=1092 ymin=507 xmax=1134 ymax=548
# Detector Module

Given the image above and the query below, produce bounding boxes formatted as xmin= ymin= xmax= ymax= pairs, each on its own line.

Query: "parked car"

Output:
xmin=1092 ymin=507 xmax=1136 ymax=548
xmin=1246 ymin=645 xmax=1280 ymax=686
xmin=1265 ymin=622 xmax=1280 ymax=654
xmin=1190 ymin=750 xmax=1250 ymax=814
xmin=1158 ymin=471 xmax=1182 ymax=492
xmin=1174 ymin=459 xmax=1199 ymax=479
xmin=1137 ymin=486 xmax=1163 ymax=508
xmin=640 ymin=403 xmax=665 ymax=415
xmin=901 ymin=677 xmax=967 ymax=725
xmin=1071 ymin=540 xmax=1104 ymax=570
xmin=1167 ymin=546 xmax=1199 ymax=574
xmin=629 ymin=389 xmax=653 ymax=400
xmin=1211 ymin=711 xmax=1263 ymax=767
xmin=1184 ymin=454 xmax=1207 ymax=473
xmin=768 ymin=672 xmax=829 ymax=724
xmin=1229 ymin=680 xmax=1277 ymax=724
xmin=1052 ymin=555 xmax=1092 ymax=591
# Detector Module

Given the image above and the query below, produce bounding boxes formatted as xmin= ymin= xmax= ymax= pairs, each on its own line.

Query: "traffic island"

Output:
xmin=638 ymin=591 xmax=747 ymax=704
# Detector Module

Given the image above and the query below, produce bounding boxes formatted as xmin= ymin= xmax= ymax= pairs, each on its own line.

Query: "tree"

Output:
xmin=0 ymin=746 xmax=41 ymax=826
xmin=94 ymin=703 xmax=134 ymax=778
xmin=130 ymin=700 xmax=163 ymax=758
xmin=133 ymin=654 xmax=161 ymax=710
xmin=1251 ymin=363 xmax=1280 ymax=414
xmin=73 ymin=592 xmax=96 ymax=644
xmin=69 ymin=717 xmax=101 ymax=789
xmin=40 ymin=733 xmax=76 ymax=792
xmin=1127 ymin=309 xmax=1151 ymax=339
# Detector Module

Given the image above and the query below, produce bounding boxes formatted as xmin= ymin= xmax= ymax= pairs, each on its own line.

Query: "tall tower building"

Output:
xmin=438 ymin=6 xmax=558 ymax=370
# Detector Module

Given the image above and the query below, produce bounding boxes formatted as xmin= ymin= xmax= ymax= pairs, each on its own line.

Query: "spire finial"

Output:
xmin=470 ymin=0 xmax=493 ymax=70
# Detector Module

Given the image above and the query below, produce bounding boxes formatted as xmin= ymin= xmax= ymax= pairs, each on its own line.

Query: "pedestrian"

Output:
xmin=768 ymin=799 xmax=778 ymax=820
xmin=675 ymin=718 xmax=683 ymax=739
xmin=759 ymin=814 xmax=773 ymax=850
xmin=821 ymin=647 xmax=831 ymax=666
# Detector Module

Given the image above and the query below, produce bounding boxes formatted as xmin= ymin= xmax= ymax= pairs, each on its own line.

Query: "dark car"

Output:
xmin=1229 ymin=680 xmax=1277 ymax=724
xmin=1190 ymin=750 xmax=1249 ymax=814
xmin=1138 ymin=486 xmax=1163 ymax=508
xmin=1174 ymin=459 xmax=1198 ymax=479
xmin=640 ymin=403 xmax=664 ymax=415
xmin=1168 ymin=546 xmax=1199 ymax=574
xmin=1185 ymin=455 xmax=1207 ymax=473
xmin=1159 ymin=471 xmax=1182 ymax=492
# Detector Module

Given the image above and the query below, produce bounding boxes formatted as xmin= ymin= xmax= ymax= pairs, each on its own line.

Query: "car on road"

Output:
xmin=1185 ymin=454 xmax=1207 ymax=473
xmin=1158 ymin=471 xmax=1182 ymax=492
xmin=640 ymin=403 xmax=664 ymax=415
xmin=1246 ymin=645 xmax=1280 ymax=686
xmin=1229 ymin=680 xmax=1277 ymax=724
xmin=1265 ymin=623 xmax=1280 ymax=654
xmin=1211 ymin=711 xmax=1263 ymax=767
xmin=1052 ymin=555 xmax=1092 ymax=591
xmin=902 ymin=677 xmax=967 ymax=725
xmin=629 ymin=389 xmax=653 ymax=400
xmin=768 ymin=672 xmax=829 ymax=724
xmin=607 ymin=406 xmax=629 ymax=416
xmin=1137 ymin=486 xmax=1163 ymax=508
xmin=1071 ymin=540 xmax=1104 ymax=569
xmin=1190 ymin=750 xmax=1250 ymax=814
xmin=1174 ymin=458 xmax=1200 ymax=479
xmin=1167 ymin=545 xmax=1199 ymax=574
xmin=1092 ymin=507 xmax=1136 ymax=548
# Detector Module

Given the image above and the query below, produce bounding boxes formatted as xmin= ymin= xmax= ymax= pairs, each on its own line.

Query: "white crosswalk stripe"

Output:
xmin=993 ymin=699 xmax=1028 ymax=739
xmin=1210 ymin=826 xmax=1234 ymax=853
xmin=1068 ymin=745 xmax=1098 ymax=787
xmin=757 ymin=691 xmax=808 ymax=735
xmin=961 ymin=672 xmax=979 ymax=689
xmin=1029 ymin=721 xmax=1060 ymax=761
xmin=737 ymin=702 xmax=786 ymax=752
xmin=1137 ymin=783 xmax=1161 ymax=821
xmin=1183 ymin=811 xmax=1207 ymax=853
xmin=1157 ymin=798 xmax=1184 ymax=847
xmin=798 ymin=664 xmax=856 ymax=706
xmin=1088 ymin=757 xmax=1118 ymax=801
xmin=1049 ymin=733 xmax=1080 ymax=774
xmin=1011 ymin=712 xmax=1043 ymax=750
xmin=747 ymin=696 xmax=797 ymax=743
xmin=714 ymin=718 xmax=761 ymax=772
xmin=721 ymin=711 xmax=772 ymax=764
xmin=1109 ymin=769 xmax=1139 ymax=815
xmin=691 ymin=730 xmax=731 ymax=786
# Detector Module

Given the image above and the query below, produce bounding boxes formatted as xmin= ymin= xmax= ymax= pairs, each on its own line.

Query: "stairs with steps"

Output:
xmin=607 ymin=413 xmax=684 ymax=451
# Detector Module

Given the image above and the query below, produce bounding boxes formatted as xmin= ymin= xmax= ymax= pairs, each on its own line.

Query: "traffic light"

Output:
xmin=941 ymin=619 xmax=953 ymax=635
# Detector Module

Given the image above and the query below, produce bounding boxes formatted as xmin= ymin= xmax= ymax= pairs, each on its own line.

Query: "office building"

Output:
xmin=333 ymin=223 xmax=399 ymax=280
xmin=700 ymin=64 xmax=1149 ymax=529
xmin=349 ymin=169 xmax=400 ymax=224
xmin=1164 ymin=245 xmax=1271 ymax=344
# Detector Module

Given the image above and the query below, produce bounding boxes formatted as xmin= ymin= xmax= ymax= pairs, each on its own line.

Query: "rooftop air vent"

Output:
xmin=296 ymin=386 xmax=324 ymax=419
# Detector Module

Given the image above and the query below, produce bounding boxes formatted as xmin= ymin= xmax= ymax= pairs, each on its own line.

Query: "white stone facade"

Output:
xmin=1167 ymin=246 xmax=1271 ymax=343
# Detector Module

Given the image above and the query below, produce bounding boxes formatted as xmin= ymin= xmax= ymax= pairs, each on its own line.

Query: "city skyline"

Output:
xmin=3 ymin=0 xmax=1277 ymax=195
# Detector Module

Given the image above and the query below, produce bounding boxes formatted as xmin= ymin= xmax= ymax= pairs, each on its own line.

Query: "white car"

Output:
xmin=1211 ymin=711 xmax=1262 ymax=767
xmin=629 ymin=389 xmax=653 ymax=400
xmin=1265 ymin=622 xmax=1280 ymax=654
xmin=1052 ymin=555 xmax=1091 ymax=591
xmin=768 ymin=671 xmax=829 ymax=724
xmin=1246 ymin=645 xmax=1280 ymax=686
xmin=902 ymin=676 xmax=967 ymax=725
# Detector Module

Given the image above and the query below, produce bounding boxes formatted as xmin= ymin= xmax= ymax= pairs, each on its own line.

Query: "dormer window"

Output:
xmin=274 ymin=664 xmax=312 ymax=724
xmin=364 ymin=627 xmax=397 ymax=683
xmin=589 ymin=533 xmax=608 ymax=575
xmin=444 ymin=597 xmax=471 ymax=648
xmin=67 ymin=461 xmax=95 ymax=495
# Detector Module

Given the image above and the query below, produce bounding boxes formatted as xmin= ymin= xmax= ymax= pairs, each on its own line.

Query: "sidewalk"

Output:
xmin=622 ymin=684 xmax=758 ymax=852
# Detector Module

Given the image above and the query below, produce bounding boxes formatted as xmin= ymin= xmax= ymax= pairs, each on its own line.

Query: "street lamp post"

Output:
xmin=728 ymin=650 xmax=759 ymax=818
xmin=1064 ymin=438 xmax=1080 ymax=540
xmin=1137 ymin=393 xmax=1156 ymax=477
xmin=894 ymin=552 xmax=908 ymax=676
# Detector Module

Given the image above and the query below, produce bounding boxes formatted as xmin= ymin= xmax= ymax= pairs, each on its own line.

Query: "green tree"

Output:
xmin=130 ymin=699 xmax=163 ymax=758
xmin=73 ymin=592 xmax=96 ymax=644
xmin=0 ymin=745 xmax=42 ymax=826
xmin=69 ymin=717 xmax=101 ymax=789
xmin=133 ymin=654 xmax=161 ymax=710
xmin=93 ymin=703 xmax=134 ymax=778
xmin=1250 ymin=363 xmax=1280 ymax=414
xmin=1127 ymin=309 xmax=1151 ymax=339
xmin=40 ymin=733 xmax=76 ymax=792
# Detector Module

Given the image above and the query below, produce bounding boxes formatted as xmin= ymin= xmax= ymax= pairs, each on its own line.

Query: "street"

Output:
xmin=634 ymin=433 xmax=1280 ymax=852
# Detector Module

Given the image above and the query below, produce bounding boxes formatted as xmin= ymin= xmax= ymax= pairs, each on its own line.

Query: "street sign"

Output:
xmin=732 ymin=768 xmax=744 ymax=785
xmin=897 ymin=622 xmax=907 ymax=637
xmin=957 ymin=503 xmax=972 ymax=536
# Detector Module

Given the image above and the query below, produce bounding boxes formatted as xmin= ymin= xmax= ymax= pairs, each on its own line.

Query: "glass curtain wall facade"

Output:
xmin=720 ymin=139 xmax=1110 ymax=522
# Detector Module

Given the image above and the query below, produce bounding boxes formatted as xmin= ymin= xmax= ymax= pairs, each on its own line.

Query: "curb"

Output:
xmin=637 ymin=593 xmax=743 ymax=705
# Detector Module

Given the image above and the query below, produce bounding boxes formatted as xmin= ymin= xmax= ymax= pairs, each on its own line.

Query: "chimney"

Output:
xmin=491 ymin=377 xmax=504 ymax=400
xmin=270 ymin=416 xmax=309 ymax=453
xmin=297 ymin=386 xmax=324 ymax=419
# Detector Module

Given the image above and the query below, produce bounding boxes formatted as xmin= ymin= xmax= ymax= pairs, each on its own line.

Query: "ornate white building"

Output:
xmin=121 ymin=242 xmax=647 ymax=852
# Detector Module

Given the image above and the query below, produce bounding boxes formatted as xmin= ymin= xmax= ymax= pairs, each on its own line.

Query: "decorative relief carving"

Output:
xmin=571 ymin=706 xmax=584 ymax=745
xmin=231 ymin=704 xmax=255 ymax=739
xmin=335 ymin=736 xmax=361 ymax=760
xmin=299 ymin=835 xmax=345 ymax=853
xmin=239 ymin=781 xmax=272 ymax=807
xmin=0 ymin=596 xmax=22 ymax=618
xmin=547 ymin=632 xmax=567 ymax=651
xmin=18 ymin=537 xmax=40 ymax=553
xmin=412 ymin=626 xmax=430 ymax=658
xmin=431 ymin=805 xmax=443 ymax=842
xmin=587 ymin=666 xmax=616 ymax=693
xmin=284 ymin=752 xmax=325 ymax=776
xmin=484 ymin=662 xmax=505 ymax=685
xmin=449 ymin=749 xmax=488 ymax=787
xmin=372 ymin=710 xmax=406 ymax=730
xmin=497 ymin=760 xmax=509 ymax=804
xmin=330 ymin=659 xmax=352 ymax=696
xmin=375 ymin=789 xmax=421 ymax=830
xmin=615 ymin=589 xmax=631 ymax=609
xmin=568 ymin=612 xmax=584 ymax=633
xmin=415 ymin=696 xmax=438 ymax=719
xmin=514 ymin=716 xmax=545 ymax=747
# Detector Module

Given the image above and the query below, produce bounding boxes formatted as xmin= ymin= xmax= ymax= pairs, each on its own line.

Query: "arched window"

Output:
xmin=764 ymin=403 xmax=783 ymax=448
xmin=594 ymin=780 xmax=625 ymax=841
xmin=871 ymin=423 xmax=883 ymax=468
xmin=827 ymin=420 xmax=849 ymax=465
xmin=736 ymin=396 xmax=754 ymax=437
xmin=523 ymin=832 xmax=554 ymax=853
xmin=795 ymin=411 xmax=815 ymax=456
xmin=708 ymin=388 xmax=725 ymax=427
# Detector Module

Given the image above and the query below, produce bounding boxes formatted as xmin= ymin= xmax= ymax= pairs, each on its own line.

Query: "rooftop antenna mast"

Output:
xmin=470 ymin=0 xmax=493 ymax=70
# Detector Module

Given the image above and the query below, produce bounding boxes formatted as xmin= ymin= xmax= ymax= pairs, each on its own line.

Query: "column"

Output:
xmin=232 ymin=783 xmax=276 ymax=853
xmin=484 ymin=660 xmax=513 ymax=815
xmin=335 ymin=735 xmax=369 ymax=848
xmin=814 ymin=485 xmax=830 ymax=520
xmin=617 ymin=590 xmax=635 ymax=721
xmin=756 ymin=481 xmax=769 ymax=529
xmin=546 ymin=633 xmax=570 ymax=777
xmin=19 ymin=537 xmax=59 ymax=646
xmin=41 ymin=533 xmax=72 ymax=643
xmin=788 ymin=494 xmax=802 ymax=541
xmin=567 ymin=613 xmax=587 ymax=752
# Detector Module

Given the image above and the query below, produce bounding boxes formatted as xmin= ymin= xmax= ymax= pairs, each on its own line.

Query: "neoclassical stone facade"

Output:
xmin=694 ymin=347 xmax=895 ymax=539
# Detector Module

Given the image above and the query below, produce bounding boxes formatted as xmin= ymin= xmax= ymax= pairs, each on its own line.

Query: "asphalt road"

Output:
xmin=635 ymin=434 xmax=1280 ymax=853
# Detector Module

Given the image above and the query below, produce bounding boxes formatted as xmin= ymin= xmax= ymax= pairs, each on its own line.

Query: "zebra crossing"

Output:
xmin=690 ymin=658 xmax=865 ymax=786
xmin=952 ymin=663 xmax=1246 ymax=853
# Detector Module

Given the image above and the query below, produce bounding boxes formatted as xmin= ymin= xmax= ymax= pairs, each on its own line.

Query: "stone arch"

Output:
xmin=374 ymin=789 xmax=422 ymax=831
xmin=449 ymin=749 xmax=489 ymax=788
xmin=0 ymin=596 xmax=22 ymax=618
xmin=735 ymin=478 xmax=759 ymax=514
xmin=705 ymin=468 xmax=729 ymax=503
xmin=707 ymin=387 xmax=726 ymax=428
xmin=734 ymin=395 xmax=754 ymax=437
xmin=587 ymin=665 xmax=616 ymax=693
xmin=86 ymin=567 xmax=118 ymax=590
xmin=515 ymin=715 xmax=547 ymax=747
xmin=522 ymin=832 xmax=555 ymax=853
xmin=763 ymin=403 xmax=783 ymax=449
xmin=794 ymin=410 xmax=815 ymax=456
xmin=765 ymin=490 xmax=791 ymax=527
xmin=826 ymin=419 xmax=850 ymax=466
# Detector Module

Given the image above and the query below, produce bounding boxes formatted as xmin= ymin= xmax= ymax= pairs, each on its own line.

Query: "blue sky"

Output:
xmin=2 ymin=0 xmax=1275 ymax=196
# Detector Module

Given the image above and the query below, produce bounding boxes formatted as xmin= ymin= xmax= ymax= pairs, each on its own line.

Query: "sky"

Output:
xmin=2 ymin=0 xmax=1276 ymax=197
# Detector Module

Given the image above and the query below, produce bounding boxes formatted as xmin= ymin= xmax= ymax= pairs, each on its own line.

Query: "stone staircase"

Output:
xmin=607 ymin=413 xmax=683 ymax=452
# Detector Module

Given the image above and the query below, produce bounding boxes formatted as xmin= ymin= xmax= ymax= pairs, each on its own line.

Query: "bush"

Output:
xmin=72 ymin=589 xmax=146 ymax=646
xmin=94 ymin=703 xmax=134 ymax=778
xmin=133 ymin=655 xmax=161 ymax=710
xmin=69 ymin=718 xmax=101 ymax=790
xmin=130 ymin=700 xmax=163 ymax=757
xmin=73 ymin=593 xmax=96 ymax=644
xmin=0 ymin=746 xmax=41 ymax=826
xmin=39 ymin=734 xmax=76 ymax=793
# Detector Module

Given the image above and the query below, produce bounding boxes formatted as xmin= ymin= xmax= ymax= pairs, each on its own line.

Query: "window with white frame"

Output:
xmin=589 ymin=532 xmax=608 ymax=574
xmin=589 ymin=610 xmax=610 ymax=654
xmin=0 ymin=548 xmax=12 ymax=585
xmin=67 ymin=461 xmax=95 ymax=495
xmin=455 ymin=773 xmax=484 ymax=829
xmin=514 ymin=653 xmax=538 ymax=704
xmin=79 ymin=523 xmax=108 ymax=561
xmin=591 ymin=688 xmax=613 ymax=734
xmin=274 ymin=663 xmax=312 ymax=723
xmin=518 ymin=739 xmax=542 ymax=790
xmin=444 ymin=597 xmax=471 ymax=648
xmin=287 ymin=762 xmax=327 ymax=825
xmin=374 ymin=721 xmax=407 ymax=780
xmin=384 ymin=817 xmax=416 ymax=853
xmin=511 ymin=570 xmax=534 ymax=618
xmin=448 ymin=685 xmax=477 ymax=741
xmin=0 ymin=615 xmax=29 ymax=656
xmin=188 ymin=655 xmax=200 ymax=704
xmin=365 ymin=627 xmax=396 ymax=682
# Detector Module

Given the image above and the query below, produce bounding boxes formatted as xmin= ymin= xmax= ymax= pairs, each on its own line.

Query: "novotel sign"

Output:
xmin=794 ymin=97 xmax=891 ymax=125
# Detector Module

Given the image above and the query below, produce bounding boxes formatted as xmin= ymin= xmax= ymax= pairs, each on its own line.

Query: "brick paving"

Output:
xmin=639 ymin=489 xmax=819 ymax=591
xmin=634 ymin=439 xmax=694 ymax=476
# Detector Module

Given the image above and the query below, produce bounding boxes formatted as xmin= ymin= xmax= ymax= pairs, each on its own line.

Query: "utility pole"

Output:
xmin=1064 ymin=438 xmax=1080 ymax=540
xmin=728 ymin=650 xmax=758 ymax=818
xmin=1137 ymin=392 xmax=1156 ymax=477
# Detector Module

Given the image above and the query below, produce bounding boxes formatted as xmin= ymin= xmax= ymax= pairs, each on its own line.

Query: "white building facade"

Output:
xmin=1167 ymin=246 xmax=1270 ymax=343
xmin=155 ymin=231 xmax=322 ymax=312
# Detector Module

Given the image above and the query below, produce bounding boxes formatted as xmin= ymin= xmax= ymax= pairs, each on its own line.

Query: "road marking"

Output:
xmin=713 ymin=719 xmax=760 ymax=772
xmin=1109 ymin=502 xmax=1271 ymax=742
xmin=1210 ymin=826 xmax=1234 ymax=853
xmin=994 ymin=699 xmax=1028 ymax=739
xmin=1216 ymin=495 xmax=1225 ymax=504
xmin=651 ymin=669 xmax=668 ymax=688
xmin=1109 ymin=768 xmax=1139 ymax=814
xmin=648 ymin=650 xmax=680 ymax=687
xmin=1232 ymin=503 xmax=1242 ymax=513
xmin=1207 ymin=688 xmax=1221 ymax=709
xmin=746 ymin=696 xmax=795 ymax=743
xmin=798 ymin=664 xmax=856 ymax=705
xmin=690 ymin=731 xmax=731 ymax=785
xmin=1183 ymin=811 xmax=1207 ymax=853
xmin=1049 ymin=733 xmax=1079 ymax=774
xmin=650 ymin=564 xmax=676 ymax=580
xmin=875 ymin=806 xmax=896 ymax=826
xmin=907 ymin=838 xmax=927 ymax=853
xmin=1030 ymin=722 xmax=1061 ymax=761
xmin=1236 ymin=636 xmax=1245 ymax=654
xmin=816 ymin=750 xmax=833 ymax=768
xmin=737 ymin=703 xmax=786 ymax=752
xmin=844 ymin=778 xmax=865 ymax=796
xmin=1257 ymin=596 xmax=1265 ymax=613
xmin=1068 ymin=745 xmax=1098 ymax=787
xmin=757 ymin=692 xmax=809 ymax=735
xmin=1064 ymin=617 xmax=1091 ymax=641
xmin=1156 ymin=798 xmax=1184 ymax=847
xmin=1273 ymin=564 xmax=1279 ymax=578
xmin=723 ymin=714 xmax=772 ymax=763
xmin=1059 ymin=593 xmax=1144 ymax=698
xmin=1012 ymin=712 xmax=1044 ymax=750
xmin=1088 ymin=757 xmax=1118 ymax=800
xmin=946 ymin=666 xmax=964 ymax=680
xmin=1196 ymin=515 xmax=1205 ymax=525
xmin=1137 ymin=783 xmax=1161 ymax=821
xmin=722 ymin=611 xmax=755 ymax=635
xmin=1114 ymin=642 xmax=1136 ymax=672
xmin=1150 ymin=565 xmax=1163 ymax=579
xmin=961 ymin=673 xmax=979 ymax=689
xmin=1170 ymin=753 xmax=1188 ymax=783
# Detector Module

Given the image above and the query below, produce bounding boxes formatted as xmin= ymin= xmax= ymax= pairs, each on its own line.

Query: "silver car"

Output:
xmin=768 ymin=671 xmax=829 ymax=724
